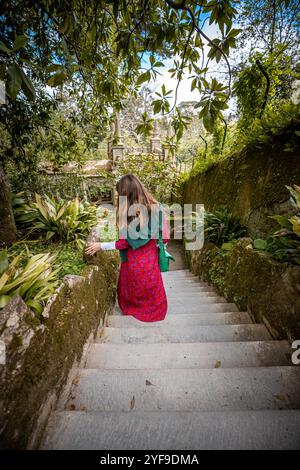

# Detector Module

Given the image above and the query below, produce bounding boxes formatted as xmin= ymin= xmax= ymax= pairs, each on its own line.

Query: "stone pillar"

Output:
xmin=111 ymin=113 xmax=125 ymax=165
xmin=112 ymin=143 xmax=125 ymax=165
xmin=107 ymin=120 xmax=115 ymax=160
xmin=150 ymin=120 xmax=161 ymax=154
xmin=162 ymin=143 xmax=169 ymax=161
xmin=162 ymin=125 xmax=172 ymax=161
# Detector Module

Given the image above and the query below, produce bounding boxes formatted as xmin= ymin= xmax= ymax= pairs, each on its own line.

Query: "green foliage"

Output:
xmin=221 ymin=240 xmax=236 ymax=251
xmin=28 ymin=111 xmax=88 ymax=170
xmin=135 ymin=112 xmax=154 ymax=138
xmin=230 ymin=101 xmax=300 ymax=153
xmin=54 ymin=244 xmax=86 ymax=278
xmin=188 ymin=102 xmax=300 ymax=178
xmin=11 ymin=173 xmax=86 ymax=200
xmin=195 ymin=78 xmax=228 ymax=133
xmin=152 ymin=84 xmax=173 ymax=115
xmin=14 ymin=193 xmax=98 ymax=249
xmin=253 ymin=185 xmax=300 ymax=264
xmin=205 ymin=208 xmax=247 ymax=247
xmin=115 ymin=153 xmax=179 ymax=202
xmin=171 ymin=108 xmax=192 ymax=142
xmin=233 ymin=46 xmax=297 ymax=125
xmin=87 ymin=184 xmax=112 ymax=202
xmin=0 ymin=249 xmax=59 ymax=314
xmin=253 ymin=239 xmax=268 ymax=250
xmin=237 ymin=0 xmax=299 ymax=57
xmin=207 ymin=28 xmax=241 ymax=63
xmin=0 ymin=1 xmax=239 ymax=137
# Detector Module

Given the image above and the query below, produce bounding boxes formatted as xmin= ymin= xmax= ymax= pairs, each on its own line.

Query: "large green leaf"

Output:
xmin=0 ymin=294 xmax=11 ymax=308
xmin=13 ymin=35 xmax=29 ymax=50
xmin=6 ymin=63 xmax=22 ymax=99
xmin=0 ymin=250 xmax=9 ymax=276
xmin=290 ymin=216 xmax=300 ymax=237
xmin=47 ymin=71 xmax=67 ymax=87
xmin=136 ymin=71 xmax=150 ymax=86
xmin=19 ymin=68 xmax=36 ymax=101
xmin=253 ymin=239 xmax=267 ymax=250
xmin=0 ymin=41 xmax=12 ymax=54
xmin=269 ymin=215 xmax=292 ymax=229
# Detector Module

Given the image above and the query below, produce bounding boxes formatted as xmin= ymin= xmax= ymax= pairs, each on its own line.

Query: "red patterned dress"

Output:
xmin=115 ymin=223 xmax=169 ymax=322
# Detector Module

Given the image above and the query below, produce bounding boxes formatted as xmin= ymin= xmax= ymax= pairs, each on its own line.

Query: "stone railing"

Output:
xmin=185 ymin=239 xmax=300 ymax=343
xmin=0 ymin=250 xmax=119 ymax=449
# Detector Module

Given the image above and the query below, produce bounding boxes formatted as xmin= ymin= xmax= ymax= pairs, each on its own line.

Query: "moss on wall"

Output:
xmin=182 ymin=136 xmax=300 ymax=237
xmin=0 ymin=251 xmax=119 ymax=449
xmin=186 ymin=239 xmax=300 ymax=342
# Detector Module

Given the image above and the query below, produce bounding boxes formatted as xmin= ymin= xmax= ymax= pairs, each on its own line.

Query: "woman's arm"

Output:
xmin=85 ymin=238 xmax=130 ymax=255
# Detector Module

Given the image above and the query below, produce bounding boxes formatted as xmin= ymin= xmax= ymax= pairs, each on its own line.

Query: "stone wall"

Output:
xmin=186 ymin=239 xmax=300 ymax=342
xmin=181 ymin=131 xmax=300 ymax=237
xmin=0 ymin=250 xmax=119 ymax=449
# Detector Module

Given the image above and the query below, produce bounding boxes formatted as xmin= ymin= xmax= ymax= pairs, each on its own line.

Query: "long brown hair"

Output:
xmin=116 ymin=174 xmax=157 ymax=230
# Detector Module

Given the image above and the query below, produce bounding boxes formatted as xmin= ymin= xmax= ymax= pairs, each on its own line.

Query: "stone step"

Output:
xmin=114 ymin=304 xmax=239 ymax=315
xmin=162 ymin=269 xmax=194 ymax=274
xmin=167 ymin=292 xmax=223 ymax=299
xmin=163 ymin=279 xmax=212 ymax=286
xmin=86 ymin=341 xmax=291 ymax=369
xmin=161 ymin=273 xmax=206 ymax=284
xmin=109 ymin=311 xmax=252 ymax=327
xmin=163 ymin=275 xmax=199 ymax=281
xmin=164 ymin=285 xmax=216 ymax=293
xmin=113 ymin=304 xmax=239 ymax=316
xmin=100 ymin=324 xmax=271 ymax=344
xmin=168 ymin=296 xmax=227 ymax=304
xmin=64 ymin=367 xmax=300 ymax=413
xmin=162 ymin=269 xmax=191 ymax=274
xmin=163 ymin=276 xmax=200 ymax=282
xmin=42 ymin=410 xmax=300 ymax=450
xmin=167 ymin=303 xmax=238 ymax=313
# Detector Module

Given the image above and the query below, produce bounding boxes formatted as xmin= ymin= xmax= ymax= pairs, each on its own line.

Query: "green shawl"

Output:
xmin=119 ymin=206 xmax=161 ymax=262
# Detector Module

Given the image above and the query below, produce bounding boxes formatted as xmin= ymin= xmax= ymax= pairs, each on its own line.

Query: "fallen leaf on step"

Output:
xmin=130 ymin=396 xmax=135 ymax=410
xmin=145 ymin=379 xmax=153 ymax=386
xmin=214 ymin=360 xmax=221 ymax=368
xmin=65 ymin=403 xmax=76 ymax=411
xmin=274 ymin=394 xmax=286 ymax=402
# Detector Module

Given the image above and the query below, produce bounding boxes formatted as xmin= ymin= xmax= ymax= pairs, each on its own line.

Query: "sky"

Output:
xmin=144 ymin=21 xmax=224 ymax=107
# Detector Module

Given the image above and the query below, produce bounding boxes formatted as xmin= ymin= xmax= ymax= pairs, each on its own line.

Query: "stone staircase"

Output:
xmin=41 ymin=269 xmax=300 ymax=450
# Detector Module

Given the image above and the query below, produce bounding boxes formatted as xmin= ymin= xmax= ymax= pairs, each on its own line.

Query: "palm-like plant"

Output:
xmin=0 ymin=249 xmax=59 ymax=314
xmin=204 ymin=208 xmax=247 ymax=246
xmin=13 ymin=193 xmax=98 ymax=249
xmin=253 ymin=185 xmax=300 ymax=264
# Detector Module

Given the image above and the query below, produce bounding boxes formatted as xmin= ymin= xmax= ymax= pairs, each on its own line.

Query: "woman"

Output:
xmin=85 ymin=174 xmax=169 ymax=322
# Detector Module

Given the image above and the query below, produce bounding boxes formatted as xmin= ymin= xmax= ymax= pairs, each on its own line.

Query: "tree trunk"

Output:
xmin=0 ymin=165 xmax=17 ymax=246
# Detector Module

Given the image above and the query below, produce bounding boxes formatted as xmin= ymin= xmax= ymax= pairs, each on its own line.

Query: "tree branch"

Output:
xmin=164 ymin=0 xmax=232 ymax=96
xmin=255 ymin=59 xmax=270 ymax=118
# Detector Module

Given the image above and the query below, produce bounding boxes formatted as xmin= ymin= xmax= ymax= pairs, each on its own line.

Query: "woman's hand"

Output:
xmin=85 ymin=242 xmax=101 ymax=256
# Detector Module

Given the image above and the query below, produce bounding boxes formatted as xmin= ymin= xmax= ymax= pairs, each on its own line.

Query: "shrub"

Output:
xmin=253 ymin=185 xmax=300 ymax=264
xmin=204 ymin=208 xmax=247 ymax=247
xmin=114 ymin=153 xmax=179 ymax=202
xmin=0 ymin=249 xmax=59 ymax=314
xmin=13 ymin=193 xmax=98 ymax=249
